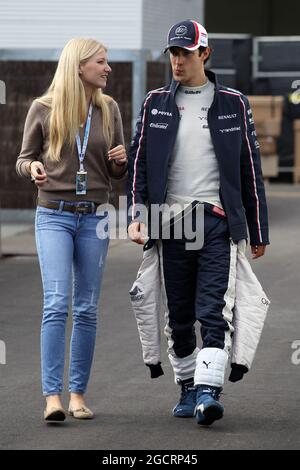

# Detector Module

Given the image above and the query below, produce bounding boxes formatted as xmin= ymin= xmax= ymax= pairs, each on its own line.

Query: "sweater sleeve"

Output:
xmin=107 ymin=100 xmax=127 ymax=180
xmin=16 ymin=100 xmax=44 ymax=178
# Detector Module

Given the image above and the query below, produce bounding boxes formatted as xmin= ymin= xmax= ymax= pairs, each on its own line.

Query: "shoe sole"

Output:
xmin=173 ymin=413 xmax=195 ymax=418
xmin=172 ymin=407 xmax=196 ymax=418
xmin=68 ymin=411 xmax=94 ymax=419
xmin=44 ymin=410 xmax=66 ymax=422
xmin=196 ymin=404 xmax=224 ymax=426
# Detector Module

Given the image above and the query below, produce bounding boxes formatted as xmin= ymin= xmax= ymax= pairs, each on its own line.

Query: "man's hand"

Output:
xmin=128 ymin=222 xmax=147 ymax=245
xmin=251 ymin=245 xmax=266 ymax=259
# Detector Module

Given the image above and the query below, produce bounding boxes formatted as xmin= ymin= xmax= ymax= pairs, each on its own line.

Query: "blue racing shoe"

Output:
xmin=172 ymin=379 xmax=197 ymax=418
xmin=195 ymin=385 xmax=224 ymax=425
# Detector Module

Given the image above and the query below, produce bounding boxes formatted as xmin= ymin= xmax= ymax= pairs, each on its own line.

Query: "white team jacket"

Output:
xmin=129 ymin=240 xmax=270 ymax=379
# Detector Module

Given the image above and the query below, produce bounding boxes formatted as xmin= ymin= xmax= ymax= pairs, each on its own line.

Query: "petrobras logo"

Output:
xmin=175 ymin=25 xmax=187 ymax=36
xmin=150 ymin=122 xmax=169 ymax=130
xmin=151 ymin=108 xmax=172 ymax=117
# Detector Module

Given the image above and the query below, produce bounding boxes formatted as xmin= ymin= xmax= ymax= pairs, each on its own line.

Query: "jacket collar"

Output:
xmin=170 ymin=69 xmax=220 ymax=97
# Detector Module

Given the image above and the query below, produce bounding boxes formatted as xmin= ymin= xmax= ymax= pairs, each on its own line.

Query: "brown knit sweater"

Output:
xmin=16 ymin=99 xmax=127 ymax=204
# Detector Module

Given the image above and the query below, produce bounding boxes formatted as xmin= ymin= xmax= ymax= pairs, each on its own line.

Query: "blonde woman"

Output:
xmin=16 ymin=38 xmax=127 ymax=422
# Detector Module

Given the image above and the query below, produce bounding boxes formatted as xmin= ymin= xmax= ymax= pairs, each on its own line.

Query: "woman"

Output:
xmin=16 ymin=38 xmax=127 ymax=422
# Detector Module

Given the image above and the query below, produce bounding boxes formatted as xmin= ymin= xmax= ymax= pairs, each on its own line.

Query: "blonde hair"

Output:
xmin=36 ymin=38 xmax=113 ymax=162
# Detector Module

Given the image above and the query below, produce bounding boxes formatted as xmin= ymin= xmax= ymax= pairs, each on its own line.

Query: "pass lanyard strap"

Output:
xmin=76 ymin=103 xmax=93 ymax=171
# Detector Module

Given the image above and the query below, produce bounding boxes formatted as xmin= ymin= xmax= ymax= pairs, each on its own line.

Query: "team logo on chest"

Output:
xmin=150 ymin=122 xmax=169 ymax=130
xmin=151 ymin=108 xmax=172 ymax=117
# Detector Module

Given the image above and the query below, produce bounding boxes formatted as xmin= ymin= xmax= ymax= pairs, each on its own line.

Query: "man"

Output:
xmin=127 ymin=19 xmax=269 ymax=426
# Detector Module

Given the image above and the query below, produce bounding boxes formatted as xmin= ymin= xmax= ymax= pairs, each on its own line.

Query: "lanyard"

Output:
xmin=76 ymin=103 xmax=93 ymax=171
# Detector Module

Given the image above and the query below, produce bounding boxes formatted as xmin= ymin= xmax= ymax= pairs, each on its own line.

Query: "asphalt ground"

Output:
xmin=0 ymin=186 xmax=300 ymax=450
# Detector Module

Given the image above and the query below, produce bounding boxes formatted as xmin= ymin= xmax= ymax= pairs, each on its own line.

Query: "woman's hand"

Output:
xmin=108 ymin=145 xmax=127 ymax=166
xmin=28 ymin=161 xmax=48 ymax=186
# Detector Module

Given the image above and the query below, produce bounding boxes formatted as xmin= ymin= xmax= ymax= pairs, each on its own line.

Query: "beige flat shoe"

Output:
xmin=68 ymin=404 xmax=94 ymax=419
xmin=44 ymin=406 xmax=66 ymax=422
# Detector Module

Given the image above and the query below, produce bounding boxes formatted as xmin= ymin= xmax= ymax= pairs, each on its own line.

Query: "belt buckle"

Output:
xmin=75 ymin=202 xmax=92 ymax=214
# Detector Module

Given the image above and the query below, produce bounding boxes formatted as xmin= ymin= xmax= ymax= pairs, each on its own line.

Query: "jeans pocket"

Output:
xmin=35 ymin=206 xmax=60 ymax=227
xmin=36 ymin=206 xmax=58 ymax=216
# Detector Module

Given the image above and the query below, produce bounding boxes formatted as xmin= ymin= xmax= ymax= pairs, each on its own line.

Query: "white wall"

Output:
xmin=0 ymin=0 xmax=204 ymax=51
xmin=0 ymin=0 xmax=142 ymax=49
xmin=142 ymin=0 xmax=205 ymax=51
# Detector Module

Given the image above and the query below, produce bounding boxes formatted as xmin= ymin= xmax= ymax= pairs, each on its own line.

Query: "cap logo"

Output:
xmin=175 ymin=25 xmax=187 ymax=36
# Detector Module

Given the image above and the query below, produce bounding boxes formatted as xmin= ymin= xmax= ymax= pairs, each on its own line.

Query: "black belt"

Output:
xmin=37 ymin=198 xmax=99 ymax=214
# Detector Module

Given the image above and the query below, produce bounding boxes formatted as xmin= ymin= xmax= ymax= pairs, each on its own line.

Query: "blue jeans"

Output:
xmin=35 ymin=203 xmax=109 ymax=396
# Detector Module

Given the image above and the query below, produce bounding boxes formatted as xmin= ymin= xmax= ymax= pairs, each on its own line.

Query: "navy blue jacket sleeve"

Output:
xmin=240 ymin=95 xmax=270 ymax=246
xmin=127 ymin=94 xmax=150 ymax=226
